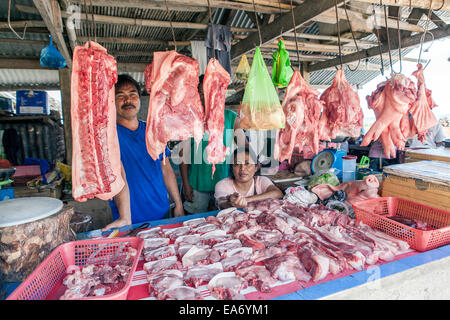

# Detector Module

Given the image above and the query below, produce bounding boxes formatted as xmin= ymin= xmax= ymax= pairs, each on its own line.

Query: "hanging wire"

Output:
xmin=7 ymin=0 xmax=27 ymax=40
xmin=289 ymin=0 xmax=300 ymax=70
xmin=251 ymin=0 xmax=263 ymax=46
xmin=372 ymin=5 xmax=385 ymax=76
xmin=277 ymin=0 xmax=283 ymax=34
xmin=83 ymin=0 xmax=91 ymax=47
xmin=395 ymin=7 xmax=402 ymax=74
xmin=164 ymin=0 xmax=177 ymax=51
xmin=342 ymin=3 xmax=361 ymax=71
xmin=89 ymin=0 xmax=97 ymax=43
xmin=381 ymin=1 xmax=395 ymax=73
xmin=418 ymin=0 xmax=434 ymax=69
xmin=334 ymin=0 xmax=344 ymax=69
xmin=206 ymin=0 xmax=215 ymax=59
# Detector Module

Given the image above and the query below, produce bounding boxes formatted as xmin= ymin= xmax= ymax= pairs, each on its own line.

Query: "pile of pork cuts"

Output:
xmin=361 ymin=64 xmax=438 ymax=158
xmin=138 ymin=199 xmax=409 ymax=300
xmin=59 ymin=247 xmax=138 ymax=300
xmin=275 ymin=69 xmax=364 ymax=163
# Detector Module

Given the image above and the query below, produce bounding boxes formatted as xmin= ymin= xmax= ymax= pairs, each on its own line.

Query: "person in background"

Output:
xmin=103 ymin=74 xmax=184 ymax=231
xmin=214 ymin=146 xmax=283 ymax=209
xmin=407 ymin=122 xmax=446 ymax=149
xmin=179 ymin=75 xmax=245 ymax=214
xmin=368 ymin=139 xmax=398 ymax=172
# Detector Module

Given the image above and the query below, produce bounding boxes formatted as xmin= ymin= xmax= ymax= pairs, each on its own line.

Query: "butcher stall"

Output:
xmin=1 ymin=0 xmax=450 ymax=303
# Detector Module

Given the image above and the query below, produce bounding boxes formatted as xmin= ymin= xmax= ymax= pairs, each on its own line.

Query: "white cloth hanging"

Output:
xmin=190 ymin=40 xmax=208 ymax=75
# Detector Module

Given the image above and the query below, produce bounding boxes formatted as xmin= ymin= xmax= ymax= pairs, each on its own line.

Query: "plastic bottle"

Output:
xmin=342 ymin=155 xmax=357 ymax=182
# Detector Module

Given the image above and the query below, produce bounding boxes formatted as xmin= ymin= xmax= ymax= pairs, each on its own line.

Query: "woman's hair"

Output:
xmin=230 ymin=146 xmax=261 ymax=178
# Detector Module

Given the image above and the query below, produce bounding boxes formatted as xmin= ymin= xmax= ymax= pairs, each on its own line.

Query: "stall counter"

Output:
xmin=3 ymin=210 xmax=450 ymax=300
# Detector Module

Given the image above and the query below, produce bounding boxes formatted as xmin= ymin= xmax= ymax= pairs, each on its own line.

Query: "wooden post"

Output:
xmin=300 ymin=62 xmax=310 ymax=85
xmin=58 ymin=67 xmax=72 ymax=165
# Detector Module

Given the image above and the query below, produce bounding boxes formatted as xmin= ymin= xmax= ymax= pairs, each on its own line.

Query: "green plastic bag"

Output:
xmin=307 ymin=170 xmax=340 ymax=190
xmin=272 ymin=39 xmax=293 ymax=88
xmin=240 ymin=47 xmax=285 ymax=130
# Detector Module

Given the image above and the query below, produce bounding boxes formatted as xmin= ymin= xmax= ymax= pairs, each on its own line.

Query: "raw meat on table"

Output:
xmin=207 ymin=272 xmax=247 ymax=300
xmin=71 ymin=41 xmax=124 ymax=202
xmin=144 ymin=50 xmax=204 ymax=160
xmin=311 ymin=174 xmax=380 ymax=205
xmin=235 ymin=265 xmax=277 ymax=293
xmin=319 ymin=69 xmax=364 ymax=139
xmin=147 ymin=270 xmax=184 ymax=297
xmin=143 ymin=256 xmax=181 ymax=274
xmin=157 ymin=286 xmax=203 ymax=300
xmin=263 ymin=253 xmax=311 ymax=282
xmin=203 ymin=58 xmax=232 ymax=175
xmin=184 ymin=262 xmax=224 ymax=288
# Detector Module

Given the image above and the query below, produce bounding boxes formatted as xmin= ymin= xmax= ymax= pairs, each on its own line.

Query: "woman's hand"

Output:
xmin=230 ymin=193 xmax=247 ymax=208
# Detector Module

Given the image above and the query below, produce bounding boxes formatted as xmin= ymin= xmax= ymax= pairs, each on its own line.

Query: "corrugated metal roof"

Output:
xmin=0 ymin=1 xmax=447 ymax=91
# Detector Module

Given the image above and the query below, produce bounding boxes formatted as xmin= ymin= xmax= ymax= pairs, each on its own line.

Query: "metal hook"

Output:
xmin=251 ymin=0 xmax=263 ymax=47
xmin=7 ymin=0 xmax=27 ymax=40
xmin=206 ymin=0 xmax=215 ymax=59
xmin=334 ymin=0 xmax=343 ymax=70
xmin=164 ymin=0 xmax=177 ymax=52
xmin=289 ymin=0 xmax=300 ymax=70
xmin=342 ymin=3 xmax=361 ymax=72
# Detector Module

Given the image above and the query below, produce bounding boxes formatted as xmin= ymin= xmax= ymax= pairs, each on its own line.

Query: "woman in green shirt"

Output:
xmin=179 ymin=75 xmax=245 ymax=214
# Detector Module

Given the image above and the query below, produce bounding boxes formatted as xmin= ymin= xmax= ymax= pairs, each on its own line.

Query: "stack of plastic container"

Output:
xmin=342 ymin=155 xmax=357 ymax=182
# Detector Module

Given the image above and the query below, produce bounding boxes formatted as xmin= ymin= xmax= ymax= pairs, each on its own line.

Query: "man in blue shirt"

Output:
xmin=102 ymin=74 xmax=184 ymax=231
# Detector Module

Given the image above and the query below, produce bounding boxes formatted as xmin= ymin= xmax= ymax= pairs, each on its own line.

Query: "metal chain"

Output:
xmin=164 ymin=0 xmax=177 ymax=51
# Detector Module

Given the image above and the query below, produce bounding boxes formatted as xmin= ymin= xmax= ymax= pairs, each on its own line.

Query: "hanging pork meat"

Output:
xmin=71 ymin=41 xmax=124 ymax=202
xmin=361 ymin=65 xmax=437 ymax=158
xmin=145 ymin=51 xmax=205 ymax=160
xmin=203 ymin=58 xmax=231 ymax=175
xmin=408 ymin=63 xmax=438 ymax=139
xmin=275 ymin=70 xmax=323 ymax=163
xmin=319 ymin=69 xmax=364 ymax=140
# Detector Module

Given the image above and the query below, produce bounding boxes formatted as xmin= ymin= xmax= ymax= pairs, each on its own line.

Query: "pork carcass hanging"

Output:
xmin=408 ymin=63 xmax=438 ymax=139
xmin=145 ymin=50 xmax=205 ymax=160
xmin=360 ymin=73 xmax=417 ymax=158
xmin=71 ymin=41 xmax=124 ymax=202
xmin=203 ymin=58 xmax=231 ymax=175
xmin=320 ymin=69 xmax=364 ymax=139
xmin=274 ymin=70 xmax=323 ymax=163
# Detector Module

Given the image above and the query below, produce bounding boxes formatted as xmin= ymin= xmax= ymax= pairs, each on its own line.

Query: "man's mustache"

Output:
xmin=122 ymin=104 xmax=136 ymax=109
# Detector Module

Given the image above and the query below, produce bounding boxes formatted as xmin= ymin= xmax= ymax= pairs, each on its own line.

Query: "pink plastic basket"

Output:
xmin=352 ymin=197 xmax=450 ymax=252
xmin=7 ymin=237 xmax=144 ymax=300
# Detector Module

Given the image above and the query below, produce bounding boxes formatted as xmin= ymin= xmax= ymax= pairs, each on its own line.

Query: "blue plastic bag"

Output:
xmin=40 ymin=35 xmax=67 ymax=69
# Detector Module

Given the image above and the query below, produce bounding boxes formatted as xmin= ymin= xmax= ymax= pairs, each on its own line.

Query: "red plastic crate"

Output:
xmin=352 ymin=197 xmax=450 ymax=252
xmin=7 ymin=237 xmax=144 ymax=300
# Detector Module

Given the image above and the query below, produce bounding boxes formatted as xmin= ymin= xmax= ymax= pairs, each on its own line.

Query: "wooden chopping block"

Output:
xmin=0 ymin=205 xmax=75 ymax=282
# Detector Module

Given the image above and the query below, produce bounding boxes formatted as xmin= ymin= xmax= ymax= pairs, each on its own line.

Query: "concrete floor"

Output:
xmin=323 ymin=256 xmax=450 ymax=300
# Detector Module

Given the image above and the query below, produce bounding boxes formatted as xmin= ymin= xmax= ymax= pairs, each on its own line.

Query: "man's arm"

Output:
xmin=179 ymin=147 xmax=194 ymax=202
xmin=161 ymin=157 xmax=185 ymax=217
xmin=102 ymin=164 xmax=132 ymax=231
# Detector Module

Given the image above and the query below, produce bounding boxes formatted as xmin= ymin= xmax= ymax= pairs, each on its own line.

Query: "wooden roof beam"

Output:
xmin=32 ymin=0 xmax=72 ymax=68
xmin=307 ymin=25 xmax=450 ymax=72
xmin=354 ymin=0 xmax=450 ymax=12
xmin=69 ymin=0 xmax=289 ymax=14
